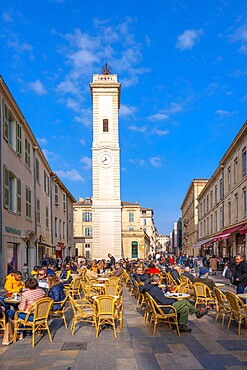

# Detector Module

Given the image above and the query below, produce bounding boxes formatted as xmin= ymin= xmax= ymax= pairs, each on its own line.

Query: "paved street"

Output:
xmin=0 ymin=277 xmax=247 ymax=370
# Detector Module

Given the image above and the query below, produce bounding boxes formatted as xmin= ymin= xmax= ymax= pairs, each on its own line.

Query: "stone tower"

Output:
xmin=90 ymin=65 xmax=122 ymax=259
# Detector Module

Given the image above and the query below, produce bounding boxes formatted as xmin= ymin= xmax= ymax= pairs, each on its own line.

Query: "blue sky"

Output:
xmin=1 ymin=0 xmax=247 ymax=235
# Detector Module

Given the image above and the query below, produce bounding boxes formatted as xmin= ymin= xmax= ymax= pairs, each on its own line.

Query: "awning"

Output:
xmin=213 ymin=225 xmax=241 ymax=242
xmin=239 ymin=225 xmax=247 ymax=235
xmin=192 ymin=238 xmax=213 ymax=249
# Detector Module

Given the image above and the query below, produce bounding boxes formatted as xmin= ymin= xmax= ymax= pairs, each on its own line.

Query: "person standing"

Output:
xmin=209 ymin=255 xmax=218 ymax=276
xmin=231 ymin=255 xmax=247 ymax=295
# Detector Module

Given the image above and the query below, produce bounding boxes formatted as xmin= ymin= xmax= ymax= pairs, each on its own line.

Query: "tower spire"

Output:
xmin=102 ymin=45 xmax=111 ymax=75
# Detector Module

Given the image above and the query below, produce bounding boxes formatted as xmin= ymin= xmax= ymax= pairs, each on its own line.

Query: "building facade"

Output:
xmin=180 ymin=179 xmax=208 ymax=256
xmin=0 ymin=76 xmax=75 ymax=283
xmin=197 ymin=121 xmax=247 ymax=258
xmin=90 ymin=70 xmax=122 ymax=259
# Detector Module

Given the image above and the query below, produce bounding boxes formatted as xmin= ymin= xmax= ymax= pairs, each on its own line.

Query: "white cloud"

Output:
xmin=119 ymin=104 xmax=136 ymax=117
xmin=28 ymin=79 xmax=47 ymax=95
xmin=56 ymin=80 xmax=81 ymax=95
xmin=229 ymin=25 xmax=247 ymax=43
xmin=238 ymin=45 xmax=247 ymax=54
xmin=80 ymin=156 xmax=91 ymax=170
xmin=176 ymin=29 xmax=203 ymax=50
xmin=55 ymin=169 xmax=84 ymax=182
xmin=38 ymin=138 xmax=48 ymax=145
xmin=2 ymin=11 xmax=12 ymax=22
xmin=152 ymin=128 xmax=169 ymax=136
xmin=216 ymin=109 xmax=235 ymax=117
xmin=148 ymin=113 xmax=169 ymax=121
xmin=150 ymin=156 xmax=161 ymax=167
xmin=129 ymin=125 xmax=146 ymax=132
xmin=42 ymin=149 xmax=60 ymax=161
xmin=129 ymin=158 xmax=145 ymax=166
xmin=80 ymin=138 xmax=86 ymax=145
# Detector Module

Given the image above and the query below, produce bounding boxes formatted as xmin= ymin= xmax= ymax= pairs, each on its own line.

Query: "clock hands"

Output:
xmin=102 ymin=156 xmax=107 ymax=163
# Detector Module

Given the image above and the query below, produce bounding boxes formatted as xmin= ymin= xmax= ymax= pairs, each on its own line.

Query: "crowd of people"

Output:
xmin=0 ymin=251 xmax=246 ymax=338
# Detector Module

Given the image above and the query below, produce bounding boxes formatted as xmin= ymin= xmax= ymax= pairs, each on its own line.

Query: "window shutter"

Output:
xmin=3 ymin=165 xmax=9 ymax=208
xmin=3 ymin=102 xmax=9 ymax=142
xmin=16 ymin=122 xmax=22 ymax=156
xmin=17 ymin=178 xmax=21 ymax=214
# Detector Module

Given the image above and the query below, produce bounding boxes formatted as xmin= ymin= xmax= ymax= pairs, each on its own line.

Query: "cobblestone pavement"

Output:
xmin=0 ymin=275 xmax=247 ymax=370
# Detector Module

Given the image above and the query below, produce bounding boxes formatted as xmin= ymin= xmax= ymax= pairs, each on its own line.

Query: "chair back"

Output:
xmin=95 ymin=295 xmax=116 ymax=315
xmin=105 ymin=283 xmax=120 ymax=296
xmin=108 ymin=277 xmax=120 ymax=285
xmin=33 ymin=297 xmax=54 ymax=321
xmin=214 ymin=287 xmax=226 ymax=308
xmin=193 ymin=282 xmax=212 ymax=298
xmin=176 ymin=283 xmax=187 ymax=293
xmin=225 ymin=292 xmax=245 ymax=313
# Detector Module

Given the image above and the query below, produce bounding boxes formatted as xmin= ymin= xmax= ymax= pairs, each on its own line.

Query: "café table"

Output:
xmin=237 ymin=293 xmax=247 ymax=300
xmin=164 ymin=293 xmax=191 ymax=300
xmin=97 ymin=277 xmax=109 ymax=282
xmin=215 ymin=283 xmax=225 ymax=288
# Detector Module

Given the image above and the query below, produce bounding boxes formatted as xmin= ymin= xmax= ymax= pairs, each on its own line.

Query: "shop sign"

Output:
xmin=5 ymin=226 xmax=21 ymax=236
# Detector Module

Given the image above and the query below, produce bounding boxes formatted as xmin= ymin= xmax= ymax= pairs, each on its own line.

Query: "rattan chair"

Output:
xmin=94 ymin=295 xmax=118 ymax=338
xmin=105 ymin=283 xmax=121 ymax=297
xmin=225 ymin=292 xmax=247 ymax=335
xmin=69 ymin=277 xmax=83 ymax=298
xmin=49 ymin=290 xmax=70 ymax=329
xmin=13 ymin=297 xmax=53 ymax=347
xmin=69 ymin=296 xmax=96 ymax=335
xmin=214 ymin=287 xmax=230 ymax=325
xmin=146 ymin=292 xmax=180 ymax=336
xmin=108 ymin=277 xmax=120 ymax=285
xmin=193 ymin=282 xmax=215 ymax=308
xmin=0 ymin=310 xmax=6 ymax=334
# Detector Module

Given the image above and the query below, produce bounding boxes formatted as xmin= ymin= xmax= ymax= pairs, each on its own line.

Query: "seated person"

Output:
xmin=194 ymin=268 xmax=216 ymax=290
xmin=148 ymin=262 xmax=161 ymax=275
xmin=36 ymin=268 xmax=49 ymax=292
xmin=30 ymin=266 xmax=39 ymax=279
xmin=60 ymin=264 xmax=73 ymax=285
xmin=170 ymin=265 xmax=181 ymax=283
xmin=18 ymin=278 xmax=46 ymax=321
xmin=111 ymin=263 xmax=123 ymax=277
xmin=133 ymin=266 xmax=150 ymax=283
xmin=182 ymin=267 xmax=195 ymax=282
xmin=47 ymin=275 xmax=66 ymax=310
xmin=4 ymin=271 xmax=24 ymax=294
xmin=46 ymin=264 xmax=56 ymax=275
xmin=139 ymin=274 xmax=207 ymax=332
xmin=70 ymin=261 xmax=78 ymax=273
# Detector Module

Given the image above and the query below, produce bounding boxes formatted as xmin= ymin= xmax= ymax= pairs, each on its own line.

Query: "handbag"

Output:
xmin=222 ymin=266 xmax=232 ymax=279
xmin=2 ymin=321 xmax=14 ymax=345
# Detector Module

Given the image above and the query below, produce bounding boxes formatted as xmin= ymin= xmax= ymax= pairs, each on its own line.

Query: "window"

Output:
xmin=206 ymin=216 xmax=209 ymax=235
xmin=103 ymin=119 xmax=109 ymax=132
xmin=59 ymin=220 xmax=62 ymax=239
xmin=54 ymin=183 xmax=59 ymax=205
xmin=215 ymin=211 xmax=217 ymax=232
xmin=85 ymin=227 xmax=92 ymax=237
xmin=227 ymin=166 xmax=231 ymax=191
xmin=44 ymin=171 xmax=49 ymax=194
xmin=25 ymin=138 xmax=31 ymax=168
xmin=129 ymin=227 xmax=134 ymax=231
xmin=25 ymin=186 xmax=32 ymax=219
xmin=62 ymin=192 xmax=66 ymax=212
xmin=235 ymin=193 xmax=239 ymax=222
xmin=131 ymin=241 xmax=138 ymax=259
xmin=243 ymin=187 xmax=247 ymax=219
xmin=220 ymin=207 xmax=223 ymax=229
xmin=143 ymin=219 xmax=147 ymax=226
xmin=3 ymin=166 xmax=21 ymax=214
xmin=63 ymin=222 xmax=65 ymax=239
xmin=45 ymin=206 xmax=49 ymax=229
xmin=220 ymin=179 xmax=223 ymax=200
xmin=206 ymin=195 xmax=209 ymax=212
xmin=215 ymin=185 xmax=218 ymax=204
xmin=82 ymin=212 xmax=92 ymax=222
xmin=242 ymin=148 xmax=246 ymax=177
xmin=234 ymin=157 xmax=238 ymax=184
xmin=210 ymin=214 xmax=213 ymax=234
xmin=129 ymin=212 xmax=134 ymax=222
xmin=35 ymin=158 xmax=40 ymax=182
xmin=55 ymin=217 xmax=58 ymax=237
xmin=3 ymin=102 xmax=22 ymax=155
xmin=228 ymin=200 xmax=231 ymax=225
xmin=210 ymin=190 xmax=213 ymax=208
xmin=36 ymin=198 xmax=40 ymax=224
xmin=203 ymin=198 xmax=205 ymax=215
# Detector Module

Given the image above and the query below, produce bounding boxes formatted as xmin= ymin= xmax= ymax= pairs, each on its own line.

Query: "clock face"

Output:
xmin=99 ymin=153 xmax=112 ymax=166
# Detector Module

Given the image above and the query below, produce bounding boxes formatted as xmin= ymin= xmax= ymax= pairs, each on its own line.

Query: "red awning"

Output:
xmin=213 ymin=225 xmax=241 ymax=242
xmin=239 ymin=225 xmax=247 ymax=235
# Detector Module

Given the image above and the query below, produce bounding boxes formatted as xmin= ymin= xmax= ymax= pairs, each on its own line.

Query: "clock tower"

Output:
xmin=90 ymin=65 xmax=122 ymax=259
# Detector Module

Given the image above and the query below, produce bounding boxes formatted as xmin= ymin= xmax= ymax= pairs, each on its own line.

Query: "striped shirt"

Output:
xmin=18 ymin=288 xmax=46 ymax=311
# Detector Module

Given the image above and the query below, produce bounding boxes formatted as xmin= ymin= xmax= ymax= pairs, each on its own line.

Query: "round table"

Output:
xmin=215 ymin=283 xmax=225 ymax=287
xmin=237 ymin=293 xmax=247 ymax=300
xmin=97 ymin=278 xmax=109 ymax=282
xmin=164 ymin=293 xmax=190 ymax=300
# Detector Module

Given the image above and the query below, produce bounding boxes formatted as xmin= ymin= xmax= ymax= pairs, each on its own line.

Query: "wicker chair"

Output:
xmin=105 ymin=283 xmax=121 ymax=297
xmin=49 ymin=290 xmax=70 ymax=329
xmin=69 ymin=296 xmax=96 ymax=335
xmin=225 ymin=292 xmax=247 ymax=335
xmin=214 ymin=287 xmax=230 ymax=325
xmin=0 ymin=310 xmax=6 ymax=334
xmin=68 ymin=278 xmax=83 ymax=298
xmin=108 ymin=277 xmax=120 ymax=285
xmin=94 ymin=295 xmax=118 ymax=338
xmin=193 ymin=282 xmax=215 ymax=308
xmin=13 ymin=297 xmax=53 ymax=347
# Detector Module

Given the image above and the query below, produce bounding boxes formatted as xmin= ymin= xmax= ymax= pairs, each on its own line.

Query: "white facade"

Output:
xmin=90 ymin=73 xmax=122 ymax=259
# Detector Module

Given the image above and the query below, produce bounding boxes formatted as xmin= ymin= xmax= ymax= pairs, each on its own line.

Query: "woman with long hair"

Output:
xmin=47 ymin=275 xmax=66 ymax=310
